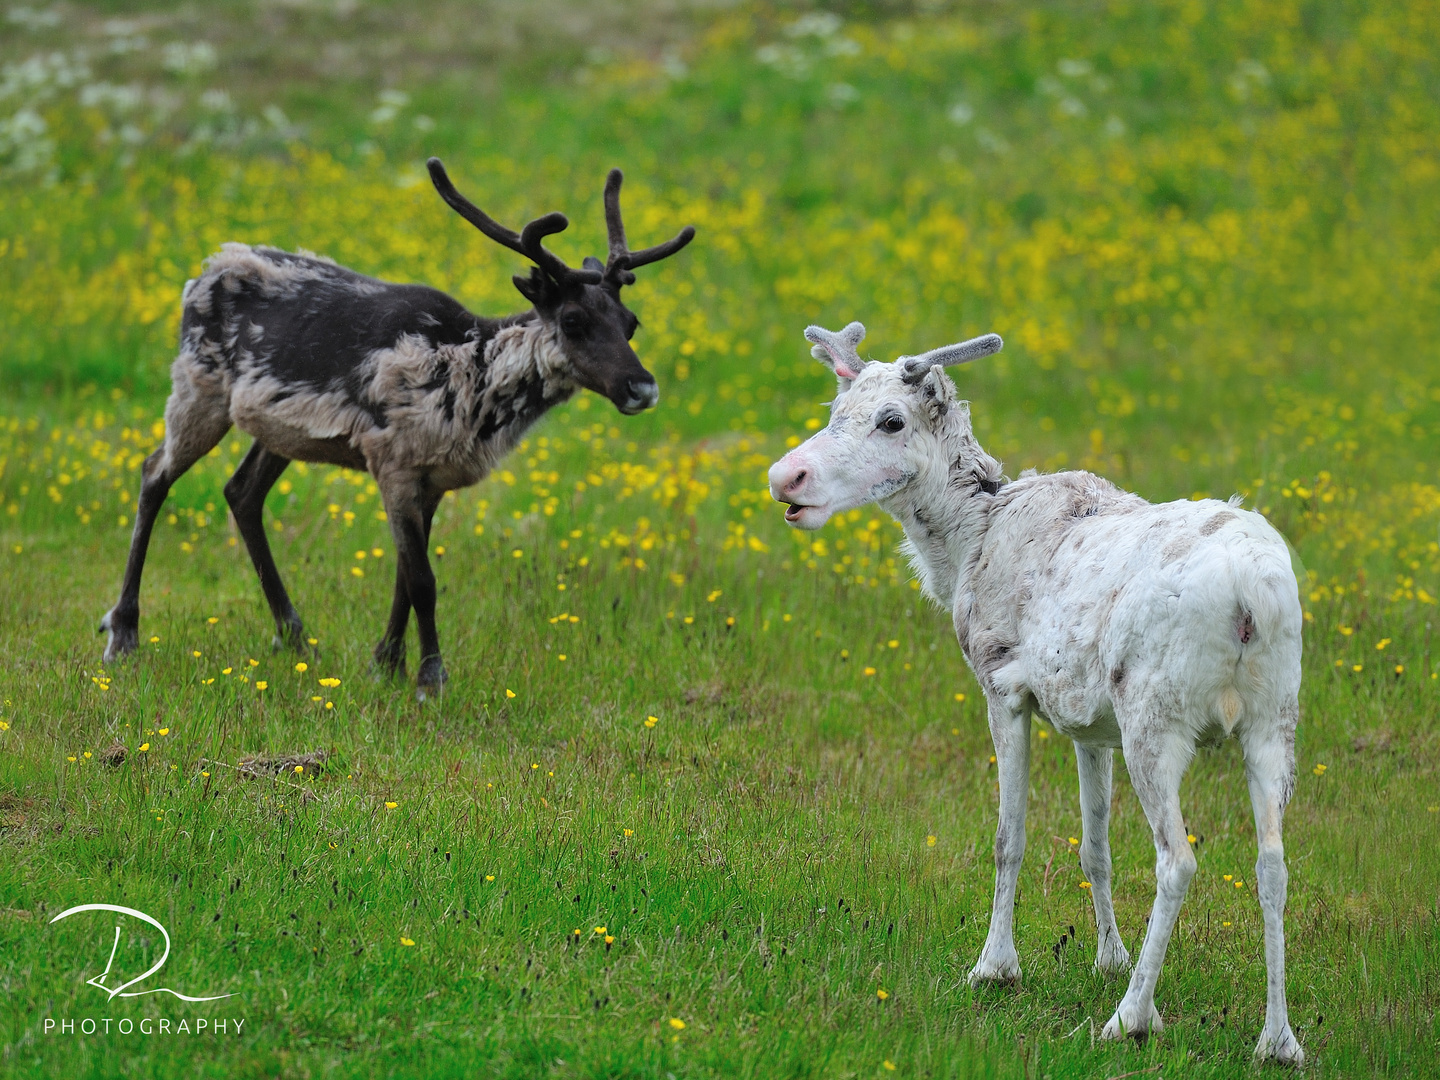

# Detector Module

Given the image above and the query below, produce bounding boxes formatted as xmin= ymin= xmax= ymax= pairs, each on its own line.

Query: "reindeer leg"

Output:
xmin=101 ymin=372 xmax=229 ymax=662
xmin=1076 ymin=743 xmax=1130 ymax=973
xmin=372 ymin=489 xmax=441 ymax=680
xmin=969 ymin=700 xmax=1030 ymax=985
xmin=224 ymin=443 xmax=307 ymax=652
xmin=101 ymin=448 xmax=183 ymax=661
xmin=1102 ymin=726 xmax=1196 ymax=1042
xmin=1243 ymin=724 xmax=1304 ymax=1066
xmin=380 ymin=476 xmax=446 ymax=700
xmin=373 ymin=572 xmax=411 ymax=679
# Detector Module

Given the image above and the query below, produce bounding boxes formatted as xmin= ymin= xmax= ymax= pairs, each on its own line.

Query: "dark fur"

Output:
xmin=100 ymin=164 xmax=694 ymax=697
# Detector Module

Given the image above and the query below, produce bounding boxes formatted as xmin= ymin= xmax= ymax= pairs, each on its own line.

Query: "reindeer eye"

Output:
xmin=878 ymin=414 xmax=906 ymax=434
xmin=560 ymin=310 xmax=589 ymax=337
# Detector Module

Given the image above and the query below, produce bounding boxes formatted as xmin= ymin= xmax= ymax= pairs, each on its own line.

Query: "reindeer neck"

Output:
xmin=469 ymin=315 xmax=576 ymax=453
xmin=881 ymin=413 xmax=1003 ymax=611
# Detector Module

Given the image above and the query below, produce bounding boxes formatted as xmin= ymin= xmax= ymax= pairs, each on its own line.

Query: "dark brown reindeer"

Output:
xmin=101 ymin=159 xmax=694 ymax=697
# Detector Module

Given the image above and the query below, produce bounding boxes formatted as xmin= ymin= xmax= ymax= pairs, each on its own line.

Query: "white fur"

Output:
xmin=769 ymin=342 xmax=1304 ymax=1066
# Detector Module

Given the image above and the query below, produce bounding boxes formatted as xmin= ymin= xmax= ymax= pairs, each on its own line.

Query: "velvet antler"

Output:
xmin=898 ymin=333 xmax=1004 ymax=383
xmin=804 ymin=321 xmax=868 ymax=380
xmin=602 ymin=168 xmax=696 ymax=287
xmin=428 ymin=158 xmax=602 ymax=286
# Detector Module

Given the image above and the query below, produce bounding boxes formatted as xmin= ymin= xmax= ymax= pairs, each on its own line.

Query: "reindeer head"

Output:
xmin=428 ymin=159 xmax=695 ymax=415
xmin=769 ymin=322 xmax=1003 ymax=529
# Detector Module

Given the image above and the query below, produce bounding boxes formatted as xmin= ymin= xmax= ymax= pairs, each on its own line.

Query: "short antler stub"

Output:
xmin=805 ymin=321 xmax=867 ymax=379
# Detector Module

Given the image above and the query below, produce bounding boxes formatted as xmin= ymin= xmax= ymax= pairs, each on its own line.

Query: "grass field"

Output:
xmin=2 ymin=1 xmax=1439 ymax=1076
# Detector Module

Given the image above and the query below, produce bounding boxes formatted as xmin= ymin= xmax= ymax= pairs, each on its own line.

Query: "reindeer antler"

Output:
xmin=428 ymin=158 xmax=603 ymax=286
xmin=603 ymin=168 xmax=696 ymax=287
xmin=804 ymin=322 xmax=868 ymax=379
xmin=898 ymin=333 xmax=1004 ymax=383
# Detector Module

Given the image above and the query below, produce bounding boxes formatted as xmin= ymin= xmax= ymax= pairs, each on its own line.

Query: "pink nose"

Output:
xmin=768 ymin=454 xmax=811 ymax=503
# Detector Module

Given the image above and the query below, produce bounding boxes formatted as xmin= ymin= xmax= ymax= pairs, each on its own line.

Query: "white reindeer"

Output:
xmin=768 ymin=322 xmax=1304 ymax=1065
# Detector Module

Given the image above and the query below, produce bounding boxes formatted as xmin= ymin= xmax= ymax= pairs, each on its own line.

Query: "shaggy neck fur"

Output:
xmin=468 ymin=318 xmax=576 ymax=454
xmin=882 ymin=403 xmax=1005 ymax=610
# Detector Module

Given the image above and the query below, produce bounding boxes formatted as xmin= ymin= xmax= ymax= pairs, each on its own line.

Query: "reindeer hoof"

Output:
xmin=1101 ymin=1002 xmax=1163 ymax=1043
xmin=1255 ymin=1026 xmax=1304 ymax=1067
xmin=100 ymin=610 xmax=138 ymax=662
xmin=416 ymin=657 xmax=448 ymax=702
xmin=1093 ymin=942 xmax=1132 ymax=975
xmin=272 ymin=618 xmax=312 ymax=656
xmin=372 ymin=639 xmax=406 ymax=679
xmin=967 ymin=948 xmax=1022 ymax=987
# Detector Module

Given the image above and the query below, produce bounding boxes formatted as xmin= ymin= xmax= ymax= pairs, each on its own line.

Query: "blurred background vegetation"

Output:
xmin=3 ymin=0 xmax=1439 ymax=591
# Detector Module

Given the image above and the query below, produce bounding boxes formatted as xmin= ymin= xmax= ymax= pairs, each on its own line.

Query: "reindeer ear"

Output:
xmin=811 ymin=344 xmax=865 ymax=381
xmin=920 ymin=364 xmax=957 ymax=422
xmin=513 ymin=268 xmax=556 ymax=308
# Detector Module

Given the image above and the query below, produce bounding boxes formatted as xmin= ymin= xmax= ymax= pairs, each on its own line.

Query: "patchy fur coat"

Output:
xmin=174 ymin=243 xmax=575 ymax=487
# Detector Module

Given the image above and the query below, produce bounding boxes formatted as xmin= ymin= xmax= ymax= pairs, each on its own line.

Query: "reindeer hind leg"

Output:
xmin=224 ymin=442 xmax=308 ymax=652
xmin=102 ymin=359 xmax=231 ymax=662
xmin=1243 ymin=717 xmax=1304 ymax=1066
xmin=1102 ymin=722 xmax=1196 ymax=1042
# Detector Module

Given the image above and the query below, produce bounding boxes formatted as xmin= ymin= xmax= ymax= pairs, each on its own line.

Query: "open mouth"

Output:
xmin=783 ymin=502 xmax=808 ymax=522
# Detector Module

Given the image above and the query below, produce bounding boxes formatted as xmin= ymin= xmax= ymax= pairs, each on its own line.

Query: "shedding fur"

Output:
xmin=101 ymin=163 xmax=694 ymax=699
xmin=769 ymin=323 xmax=1305 ymax=1067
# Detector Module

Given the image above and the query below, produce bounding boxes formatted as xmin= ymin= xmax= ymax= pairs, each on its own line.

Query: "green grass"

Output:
xmin=3 ymin=1 xmax=1440 ymax=1076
